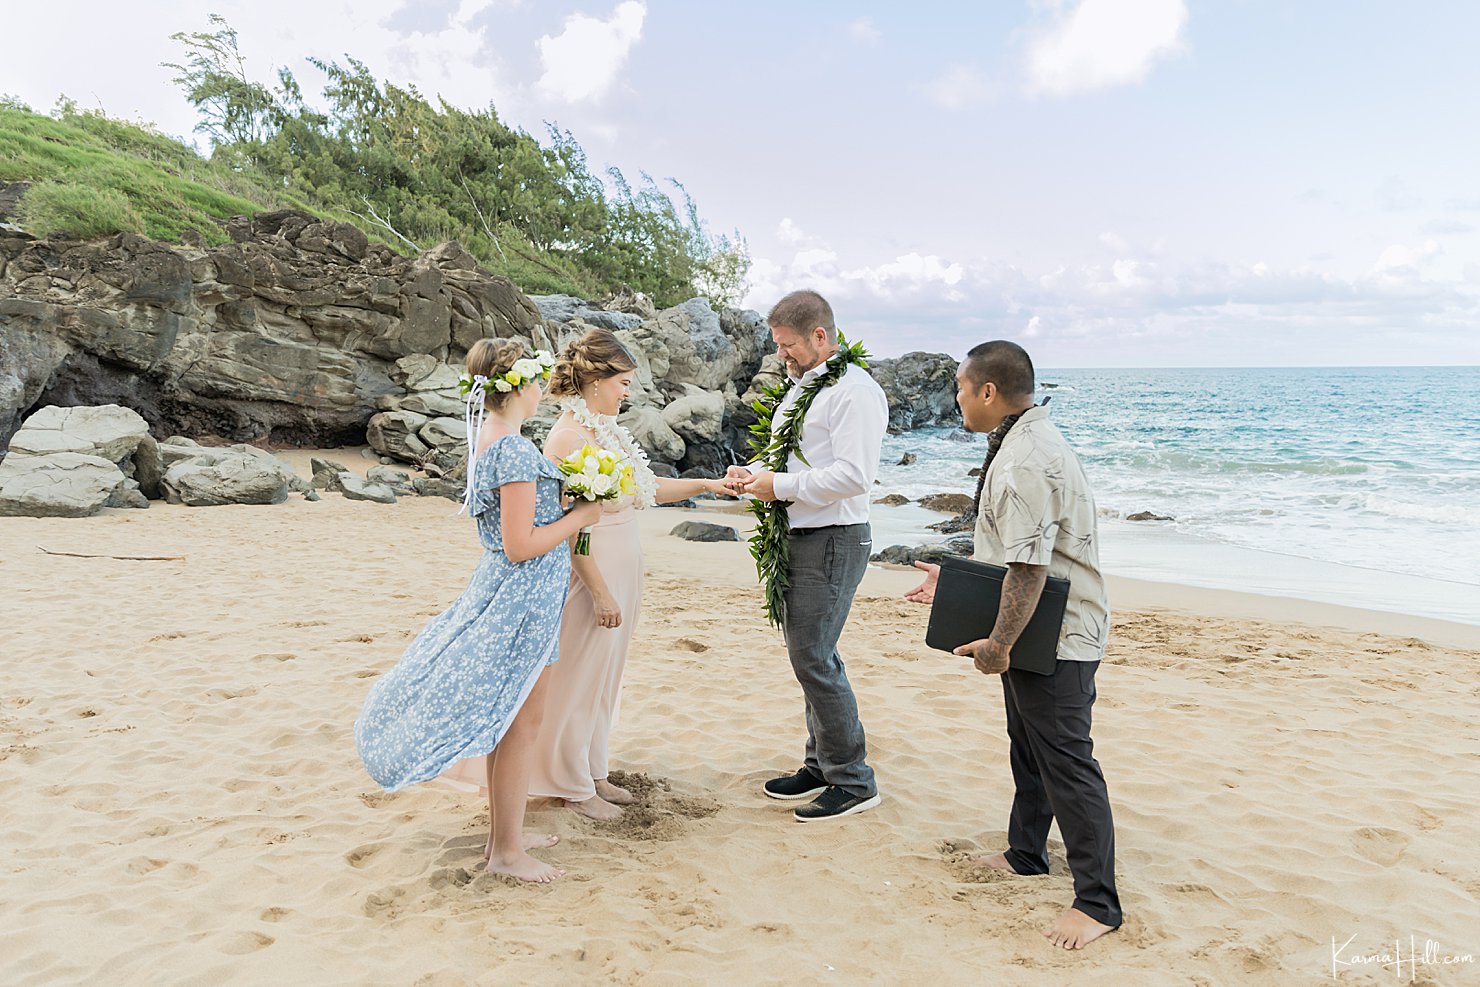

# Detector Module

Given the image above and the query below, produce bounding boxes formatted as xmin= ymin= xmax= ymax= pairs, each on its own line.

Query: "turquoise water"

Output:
xmin=876 ymin=367 xmax=1480 ymax=624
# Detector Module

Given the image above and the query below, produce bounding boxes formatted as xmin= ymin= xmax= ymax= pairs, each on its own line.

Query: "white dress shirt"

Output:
xmin=748 ymin=356 xmax=889 ymax=528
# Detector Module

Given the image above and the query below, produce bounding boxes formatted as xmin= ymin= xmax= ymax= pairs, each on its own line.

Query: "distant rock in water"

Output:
xmin=870 ymin=538 xmax=973 ymax=566
xmin=920 ymin=492 xmax=974 ymax=514
xmin=1125 ymin=510 xmax=1174 ymax=522
xmin=897 ymin=452 xmax=917 ymax=466
xmin=928 ymin=510 xmax=976 ymax=534
xmin=875 ymin=493 xmax=910 ymax=506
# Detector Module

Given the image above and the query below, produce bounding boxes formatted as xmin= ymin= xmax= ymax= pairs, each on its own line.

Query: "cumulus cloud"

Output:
xmin=536 ymin=1 xmax=646 ymax=103
xmin=848 ymin=17 xmax=882 ymax=45
xmin=924 ymin=64 xmax=993 ymax=110
xmin=1025 ymin=0 xmax=1187 ymax=97
xmin=743 ymin=223 xmax=1480 ymax=362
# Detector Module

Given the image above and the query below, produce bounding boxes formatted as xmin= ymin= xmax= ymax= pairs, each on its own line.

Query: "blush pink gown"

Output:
xmin=439 ymin=494 xmax=642 ymax=800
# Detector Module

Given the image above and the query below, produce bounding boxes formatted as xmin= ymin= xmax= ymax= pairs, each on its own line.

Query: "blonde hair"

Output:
xmin=465 ymin=337 xmax=530 ymax=410
xmin=548 ymin=328 xmax=638 ymax=398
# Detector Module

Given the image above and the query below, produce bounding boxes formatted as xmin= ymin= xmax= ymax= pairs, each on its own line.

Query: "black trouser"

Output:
xmin=1001 ymin=659 xmax=1122 ymax=929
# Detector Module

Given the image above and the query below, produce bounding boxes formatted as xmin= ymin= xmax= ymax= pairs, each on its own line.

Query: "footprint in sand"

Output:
xmin=674 ymin=638 xmax=709 ymax=653
xmin=251 ymin=652 xmax=298 ymax=663
xmin=1351 ymin=827 xmax=1410 ymax=866
xmin=217 ymin=931 xmax=274 ymax=955
xmin=344 ymin=843 xmax=384 ymax=869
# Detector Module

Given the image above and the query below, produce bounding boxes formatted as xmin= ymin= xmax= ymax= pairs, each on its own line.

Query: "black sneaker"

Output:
xmin=762 ymin=766 xmax=828 ymax=801
xmin=793 ymin=786 xmax=882 ymax=822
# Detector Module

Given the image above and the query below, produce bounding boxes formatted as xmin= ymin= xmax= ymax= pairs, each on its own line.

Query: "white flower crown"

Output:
xmin=458 ymin=349 xmax=556 ymax=396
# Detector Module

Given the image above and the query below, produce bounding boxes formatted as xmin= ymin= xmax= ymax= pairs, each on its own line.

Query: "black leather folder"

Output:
xmin=925 ymin=556 xmax=1070 ymax=675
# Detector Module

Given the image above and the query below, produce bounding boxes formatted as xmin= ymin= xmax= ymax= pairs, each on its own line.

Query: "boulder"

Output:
xmin=340 ymin=473 xmax=397 ymax=504
xmin=0 ymin=452 xmax=128 ymax=517
xmin=366 ymin=410 xmax=431 ymax=462
xmin=1126 ymin=510 xmax=1174 ymax=522
xmin=670 ymin=521 xmax=739 ymax=543
xmin=869 ymin=539 xmax=972 ymax=566
xmin=897 ymin=452 xmax=917 ymax=466
xmin=531 ymin=294 xmax=644 ymax=333
xmin=418 ymin=416 xmax=465 ymax=452
xmin=875 ymin=493 xmax=910 ymax=506
xmin=399 ymin=391 xmax=465 ymax=417
xmin=311 ymin=469 xmax=344 ymax=492
xmin=661 ymin=387 xmax=726 ymax=444
xmin=920 ymin=492 xmax=974 ymax=514
xmin=161 ymin=452 xmax=292 ymax=506
xmin=412 ymin=477 xmax=463 ymax=500
xmin=367 ymin=465 xmax=413 ymax=492
xmin=928 ymin=511 xmax=976 ymax=535
xmin=619 ymin=406 xmax=685 ymax=463
xmin=6 ymin=404 xmax=162 ymax=498
xmin=867 ymin=352 xmax=962 ymax=432
xmin=310 ymin=456 xmax=351 ymax=476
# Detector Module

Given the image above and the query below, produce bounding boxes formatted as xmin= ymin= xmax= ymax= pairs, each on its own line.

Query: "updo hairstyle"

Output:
xmin=547 ymin=328 xmax=638 ymax=398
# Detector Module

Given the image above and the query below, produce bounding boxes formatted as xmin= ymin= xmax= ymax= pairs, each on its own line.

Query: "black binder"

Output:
xmin=925 ymin=556 xmax=1070 ymax=675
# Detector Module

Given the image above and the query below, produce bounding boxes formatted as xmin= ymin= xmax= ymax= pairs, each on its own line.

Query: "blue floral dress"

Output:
xmin=355 ymin=435 xmax=572 ymax=792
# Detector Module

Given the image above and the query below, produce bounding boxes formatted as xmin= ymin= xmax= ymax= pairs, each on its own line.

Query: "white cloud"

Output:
xmin=1025 ymin=0 xmax=1187 ymax=97
xmin=848 ymin=17 xmax=882 ymax=45
xmin=924 ymin=64 xmax=992 ymax=110
xmin=1374 ymin=240 xmax=1441 ymax=274
xmin=5 ymin=2 xmax=523 ymax=144
xmin=536 ymin=1 xmax=646 ymax=104
xmin=743 ymin=227 xmax=1480 ymax=363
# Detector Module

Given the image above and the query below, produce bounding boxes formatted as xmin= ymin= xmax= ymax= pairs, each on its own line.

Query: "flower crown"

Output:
xmin=458 ymin=349 xmax=555 ymax=396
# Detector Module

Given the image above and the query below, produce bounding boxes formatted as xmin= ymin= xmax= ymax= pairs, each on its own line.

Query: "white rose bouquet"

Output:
xmin=556 ymin=443 xmax=636 ymax=554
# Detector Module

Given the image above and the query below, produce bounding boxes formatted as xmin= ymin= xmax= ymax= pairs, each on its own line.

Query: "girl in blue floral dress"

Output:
xmin=355 ymin=338 xmax=601 ymax=883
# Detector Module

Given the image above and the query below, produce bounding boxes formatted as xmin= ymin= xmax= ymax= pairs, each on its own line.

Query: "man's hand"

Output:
xmin=742 ymin=469 xmax=778 ymax=503
xmin=953 ymin=638 xmax=1012 ymax=675
xmin=904 ymin=561 xmax=940 ymax=604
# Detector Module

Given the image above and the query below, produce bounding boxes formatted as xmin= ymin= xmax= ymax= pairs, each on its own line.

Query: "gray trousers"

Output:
xmin=1002 ymin=659 xmax=1122 ymax=929
xmin=781 ymin=523 xmax=876 ymax=799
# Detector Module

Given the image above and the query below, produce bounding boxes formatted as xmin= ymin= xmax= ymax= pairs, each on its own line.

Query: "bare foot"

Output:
xmin=564 ymin=794 xmax=623 ymax=821
xmin=1044 ymin=907 xmax=1116 ymax=949
xmin=486 ymin=850 xmax=564 ymax=884
xmin=968 ymin=852 xmax=1018 ymax=873
xmin=484 ymin=833 xmax=560 ymax=859
xmin=594 ymin=778 xmax=636 ymax=805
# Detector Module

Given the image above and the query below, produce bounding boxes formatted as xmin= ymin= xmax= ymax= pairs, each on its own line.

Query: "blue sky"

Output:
xmin=8 ymin=1 xmax=1480 ymax=366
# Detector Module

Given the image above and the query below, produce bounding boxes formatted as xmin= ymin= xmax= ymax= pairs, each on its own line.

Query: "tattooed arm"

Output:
xmin=952 ymin=562 xmax=1049 ymax=675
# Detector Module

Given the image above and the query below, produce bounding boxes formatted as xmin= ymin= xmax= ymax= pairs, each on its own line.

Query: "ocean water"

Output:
xmin=874 ymin=367 xmax=1480 ymax=626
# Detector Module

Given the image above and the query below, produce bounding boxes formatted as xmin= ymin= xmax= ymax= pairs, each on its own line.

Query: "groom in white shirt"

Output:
xmin=728 ymin=290 xmax=888 ymax=822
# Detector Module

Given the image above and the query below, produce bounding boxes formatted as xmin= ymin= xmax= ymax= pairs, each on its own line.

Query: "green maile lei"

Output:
xmin=746 ymin=334 xmax=870 ymax=628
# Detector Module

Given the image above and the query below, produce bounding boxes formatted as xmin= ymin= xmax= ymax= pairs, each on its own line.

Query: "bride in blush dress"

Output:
xmin=442 ymin=328 xmax=727 ymax=820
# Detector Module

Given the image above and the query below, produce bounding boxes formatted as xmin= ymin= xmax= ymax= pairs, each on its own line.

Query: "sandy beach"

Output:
xmin=3 ymin=453 xmax=1478 ymax=986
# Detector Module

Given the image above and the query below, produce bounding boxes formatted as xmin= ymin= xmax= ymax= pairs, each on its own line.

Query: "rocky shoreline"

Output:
xmin=0 ymin=210 xmax=964 ymax=516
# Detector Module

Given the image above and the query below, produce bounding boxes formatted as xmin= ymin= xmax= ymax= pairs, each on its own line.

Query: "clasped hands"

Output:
xmin=904 ymin=561 xmax=1011 ymax=675
xmin=720 ymin=465 xmax=778 ymax=502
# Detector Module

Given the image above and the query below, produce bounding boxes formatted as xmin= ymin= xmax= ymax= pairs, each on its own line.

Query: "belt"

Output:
xmin=789 ymin=522 xmax=866 ymax=536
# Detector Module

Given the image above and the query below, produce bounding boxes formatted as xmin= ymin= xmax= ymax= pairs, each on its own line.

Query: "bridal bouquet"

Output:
xmin=557 ymin=443 xmax=636 ymax=554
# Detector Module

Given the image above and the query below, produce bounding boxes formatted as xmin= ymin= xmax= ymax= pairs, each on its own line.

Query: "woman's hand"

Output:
xmin=570 ymin=498 xmax=603 ymax=528
xmin=593 ymin=593 xmax=623 ymax=629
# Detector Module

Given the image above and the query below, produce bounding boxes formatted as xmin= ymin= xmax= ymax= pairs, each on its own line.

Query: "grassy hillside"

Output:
xmin=0 ymin=104 xmax=328 ymax=246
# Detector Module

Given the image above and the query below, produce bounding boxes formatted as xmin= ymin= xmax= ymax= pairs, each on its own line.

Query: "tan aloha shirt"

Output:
xmin=973 ymin=406 xmax=1110 ymax=662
